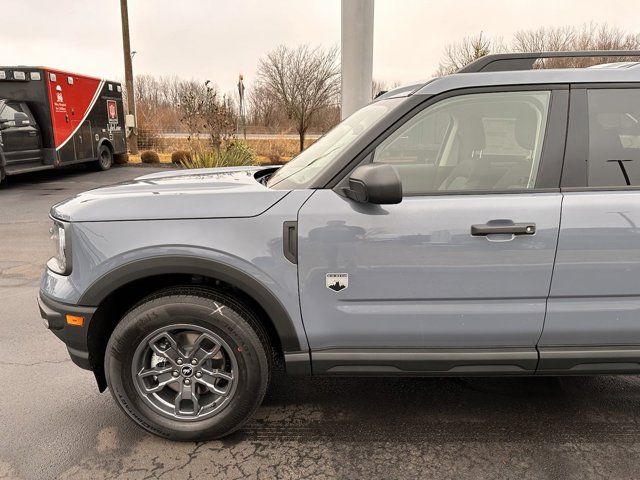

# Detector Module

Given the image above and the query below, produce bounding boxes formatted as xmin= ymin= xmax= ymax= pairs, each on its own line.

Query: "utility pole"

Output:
xmin=120 ymin=0 xmax=138 ymax=154
xmin=237 ymin=74 xmax=247 ymax=140
xmin=341 ymin=0 xmax=374 ymax=119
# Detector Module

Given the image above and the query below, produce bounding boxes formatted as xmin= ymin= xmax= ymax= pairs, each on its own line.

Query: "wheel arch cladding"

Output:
xmin=83 ymin=256 xmax=301 ymax=384
xmin=98 ymin=139 xmax=114 ymax=154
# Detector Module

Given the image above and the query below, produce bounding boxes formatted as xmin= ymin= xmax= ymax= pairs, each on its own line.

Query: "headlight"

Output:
xmin=47 ymin=221 xmax=70 ymax=275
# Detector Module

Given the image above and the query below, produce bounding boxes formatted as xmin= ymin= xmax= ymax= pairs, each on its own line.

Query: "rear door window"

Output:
xmin=587 ymin=89 xmax=640 ymax=187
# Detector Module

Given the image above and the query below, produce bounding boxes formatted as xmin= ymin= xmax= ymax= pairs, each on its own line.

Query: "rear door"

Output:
xmin=72 ymin=119 xmax=94 ymax=160
xmin=298 ymin=87 xmax=568 ymax=375
xmin=539 ymin=85 xmax=640 ymax=373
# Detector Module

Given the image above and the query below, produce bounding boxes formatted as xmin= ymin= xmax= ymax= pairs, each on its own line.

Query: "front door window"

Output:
xmin=372 ymin=91 xmax=551 ymax=195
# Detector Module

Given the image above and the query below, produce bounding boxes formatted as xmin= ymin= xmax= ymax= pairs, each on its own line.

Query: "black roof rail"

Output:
xmin=458 ymin=51 xmax=640 ymax=73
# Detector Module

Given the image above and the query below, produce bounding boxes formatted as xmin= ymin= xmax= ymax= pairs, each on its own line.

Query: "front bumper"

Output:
xmin=38 ymin=292 xmax=96 ymax=370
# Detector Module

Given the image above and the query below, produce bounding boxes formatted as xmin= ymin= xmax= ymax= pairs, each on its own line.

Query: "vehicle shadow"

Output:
xmin=0 ymin=164 xmax=93 ymax=190
xmin=229 ymin=370 xmax=640 ymax=444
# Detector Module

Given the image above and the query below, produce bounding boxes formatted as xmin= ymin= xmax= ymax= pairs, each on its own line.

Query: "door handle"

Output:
xmin=471 ymin=222 xmax=536 ymax=236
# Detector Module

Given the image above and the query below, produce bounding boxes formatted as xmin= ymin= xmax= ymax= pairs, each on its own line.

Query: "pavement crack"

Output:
xmin=145 ymin=442 xmax=206 ymax=479
xmin=0 ymin=358 xmax=71 ymax=367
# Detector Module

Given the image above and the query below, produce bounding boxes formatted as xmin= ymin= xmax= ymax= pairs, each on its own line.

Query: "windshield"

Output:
xmin=267 ymin=98 xmax=402 ymax=189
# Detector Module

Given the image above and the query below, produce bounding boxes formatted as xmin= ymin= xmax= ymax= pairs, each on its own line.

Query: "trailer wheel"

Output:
xmin=94 ymin=145 xmax=113 ymax=171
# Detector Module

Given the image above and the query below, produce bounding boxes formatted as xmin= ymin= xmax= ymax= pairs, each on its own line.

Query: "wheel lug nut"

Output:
xmin=184 ymin=379 xmax=190 ymax=385
xmin=172 ymin=370 xmax=179 ymax=377
xmin=176 ymin=358 xmax=183 ymax=365
xmin=196 ymin=371 xmax=202 ymax=378
xmin=191 ymin=359 xmax=198 ymax=365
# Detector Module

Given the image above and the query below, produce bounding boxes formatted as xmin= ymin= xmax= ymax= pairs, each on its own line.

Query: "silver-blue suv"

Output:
xmin=39 ymin=51 xmax=640 ymax=440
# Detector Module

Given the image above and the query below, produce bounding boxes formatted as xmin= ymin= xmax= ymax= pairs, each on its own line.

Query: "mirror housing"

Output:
xmin=345 ymin=164 xmax=402 ymax=204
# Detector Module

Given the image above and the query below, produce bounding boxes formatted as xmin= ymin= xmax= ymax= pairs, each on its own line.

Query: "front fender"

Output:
xmin=79 ymin=253 xmax=302 ymax=352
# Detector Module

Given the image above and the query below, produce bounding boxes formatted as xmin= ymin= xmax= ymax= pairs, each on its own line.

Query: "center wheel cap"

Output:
xmin=181 ymin=365 xmax=194 ymax=377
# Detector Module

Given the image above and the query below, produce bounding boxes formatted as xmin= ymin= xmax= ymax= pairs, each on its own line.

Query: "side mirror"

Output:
xmin=345 ymin=164 xmax=403 ymax=204
xmin=14 ymin=112 xmax=29 ymax=127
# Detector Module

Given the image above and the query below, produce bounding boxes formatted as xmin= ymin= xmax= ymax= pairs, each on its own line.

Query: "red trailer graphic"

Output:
xmin=107 ymin=100 xmax=118 ymax=122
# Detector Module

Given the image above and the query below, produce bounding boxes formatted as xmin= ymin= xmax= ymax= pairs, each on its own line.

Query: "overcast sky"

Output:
xmin=4 ymin=0 xmax=639 ymax=94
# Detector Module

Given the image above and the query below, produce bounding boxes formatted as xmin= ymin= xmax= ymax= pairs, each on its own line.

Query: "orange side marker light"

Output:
xmin=66 ymin=314 xmax=84 ymax=327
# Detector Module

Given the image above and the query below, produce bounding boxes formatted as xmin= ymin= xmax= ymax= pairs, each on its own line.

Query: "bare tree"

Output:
xmin=177 ymin=80 xmax=207 ymax=142
xmin=437 ymin=23 xmax=640 ymax=75
xmin=200 ymin=81 xmax=235 ymax=151
xmin=371 ymin=79 xmax=401 ymax=98
xmin=513 ymin=23 xmax=640 ymax=68
xmin=437 ymin=32 xmax=502 ymax=76
xmin=256 ymin=44 xmax=340 ymax=151
xmin=134 ymin=75 xmax=186 ymax=149
xmin=248 ymin=83 xmax=287 ymax=132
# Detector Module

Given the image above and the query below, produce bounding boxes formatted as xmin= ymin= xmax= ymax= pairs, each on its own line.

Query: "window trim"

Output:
xmin=561 ymin=83 xmax=640 ymax=191
xmin=333 ymin=84 xmax=569 ymax=197
xmin=21 ymin=102 xmax=37 ymax=126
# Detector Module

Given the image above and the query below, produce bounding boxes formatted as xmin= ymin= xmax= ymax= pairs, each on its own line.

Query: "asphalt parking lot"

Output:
xmin=3 ymin=166 xmax=640 ymax=479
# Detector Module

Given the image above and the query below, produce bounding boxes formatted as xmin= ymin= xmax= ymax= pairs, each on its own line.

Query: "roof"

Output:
xmin=416 ymin=67 xmax=640 ymax=96
xmin=0 ymin=66 xmax=118 ymax=84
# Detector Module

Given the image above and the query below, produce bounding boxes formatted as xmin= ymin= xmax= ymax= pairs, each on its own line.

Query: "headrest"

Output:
xmin=459 ymin=114 xmax=486 ymax=151
xmin=514 ymin=105 xmax=539 ymax=151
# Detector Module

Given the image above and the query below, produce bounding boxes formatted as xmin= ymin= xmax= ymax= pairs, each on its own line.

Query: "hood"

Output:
xmin=51 ymin=166 xmax=288 ymax=222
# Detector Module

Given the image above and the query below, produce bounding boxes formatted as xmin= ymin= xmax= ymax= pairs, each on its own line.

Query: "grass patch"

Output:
xmin=128 ymin=153 xmax=173 ymax=164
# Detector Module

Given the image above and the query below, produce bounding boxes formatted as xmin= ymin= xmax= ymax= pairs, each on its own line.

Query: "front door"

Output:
xmin=0 ymin=101 xmax=42 ymax=165
xmin=298 ymin=88 xmax=567 ymax=374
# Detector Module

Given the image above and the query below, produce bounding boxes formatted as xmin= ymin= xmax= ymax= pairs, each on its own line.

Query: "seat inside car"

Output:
xmin=437 ymin=114 xmax=490 ymax=191
xmin=439 ymin=103 xmax=540 ymax=191
xmin=492 ymin=104 xmax=539 ymax=189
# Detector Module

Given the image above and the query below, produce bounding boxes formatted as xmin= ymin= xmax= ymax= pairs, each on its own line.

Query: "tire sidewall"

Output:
xmin=106 ymin=294 xmax=269 ymax=440
xmin=98 ymin=145 xmax=113 ymax=170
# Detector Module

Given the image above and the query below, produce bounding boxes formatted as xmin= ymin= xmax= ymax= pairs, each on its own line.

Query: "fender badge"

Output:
xmin=326 ymin=273 xmax=348 ymax=292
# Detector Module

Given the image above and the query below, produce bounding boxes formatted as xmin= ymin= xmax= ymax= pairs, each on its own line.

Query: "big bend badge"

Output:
xmin=326 ymin=273 xmax=348 ymax=292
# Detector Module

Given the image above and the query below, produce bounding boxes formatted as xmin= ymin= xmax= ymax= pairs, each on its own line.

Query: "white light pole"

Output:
xmin=341 ymin=0 xmax=374 ymax=119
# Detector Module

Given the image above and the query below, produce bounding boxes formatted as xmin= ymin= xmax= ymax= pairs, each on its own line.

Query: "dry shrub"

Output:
xmin=267 ymin=138 xmax=289 ymax=164
xmin=171 ymin=150 xmax=192 ymax=164
xmin=180 ymin=148 xmax=257 ymax=169
xmin=113 ymin=153 xmax=129 ymax=165
xmin=140 ymin=150 xmax=160 ymax=164
xmin=244 ymin=137 xmax=313 ymax=161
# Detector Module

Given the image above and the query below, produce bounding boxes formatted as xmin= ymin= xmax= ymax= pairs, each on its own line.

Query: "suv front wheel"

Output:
xmin=105 ymin=287 xmax=271 ymax=441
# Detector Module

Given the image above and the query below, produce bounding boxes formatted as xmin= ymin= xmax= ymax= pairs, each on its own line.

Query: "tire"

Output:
xmin=93 ymin=144 xmax=113 ymax=171
xmin=105 ymin=287 xmax=271 ymax=441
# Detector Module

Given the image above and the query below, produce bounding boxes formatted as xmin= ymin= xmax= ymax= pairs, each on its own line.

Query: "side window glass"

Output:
xmin=0 ymin=102 xmax=25 ymax=127
xmin=373 ymin=91 xmax=551 ymax=195
xmin=587 ymin=89 xmax=640 ymax=187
